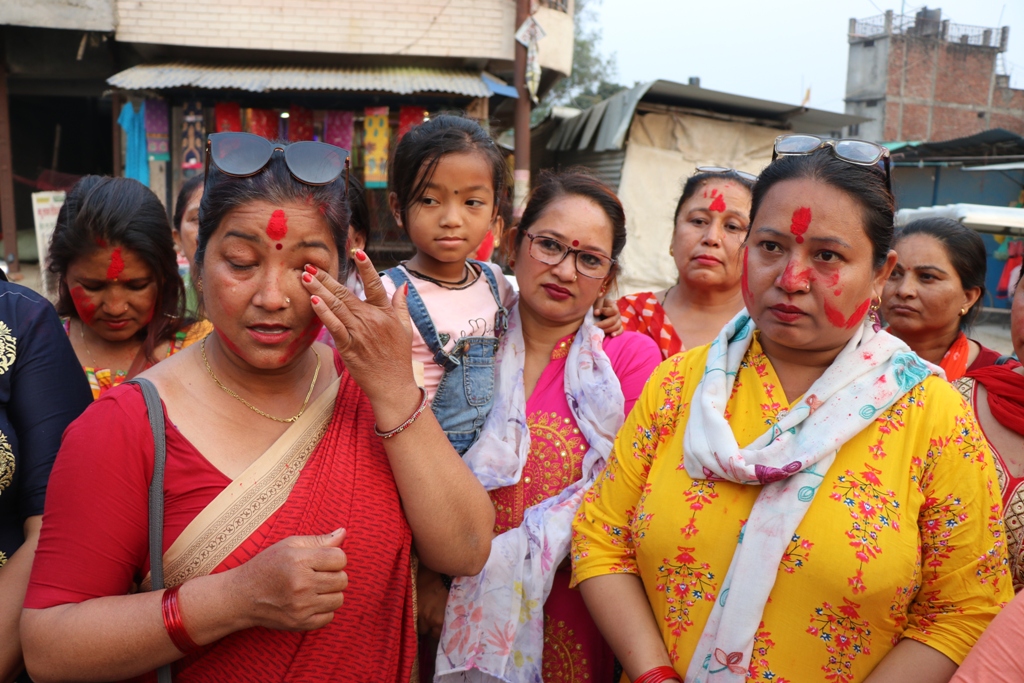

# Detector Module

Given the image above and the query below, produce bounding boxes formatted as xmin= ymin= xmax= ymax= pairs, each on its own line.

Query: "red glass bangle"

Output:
xmin=633 ymin=665 xmax=681 ymax=683
xmin=162 ymin=584 xmax=201 ymax=654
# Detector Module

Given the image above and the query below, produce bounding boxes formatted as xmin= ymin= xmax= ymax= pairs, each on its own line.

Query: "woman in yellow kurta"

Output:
xmin=572 ymin=137 xmax=1011 ymax=683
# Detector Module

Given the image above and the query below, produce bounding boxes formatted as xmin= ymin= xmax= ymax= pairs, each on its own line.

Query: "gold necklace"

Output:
xmin=201 ymin=336 xmax=321 ymax=423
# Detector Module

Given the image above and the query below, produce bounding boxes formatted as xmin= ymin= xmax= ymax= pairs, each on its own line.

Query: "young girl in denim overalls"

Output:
xmin=380 ymin=115 xmax=622 ymax=456
xmin=379 ymin=115 xmax=514 ymax=455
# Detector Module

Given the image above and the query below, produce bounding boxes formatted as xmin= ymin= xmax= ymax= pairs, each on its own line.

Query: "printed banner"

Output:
xmin=214 ymin=102 xmax=242 ymax=133
xmin=288 ymin=105 xmax=314 ymax=142
xmin=324 ymin=111 xmax=354 ymax=151
xmin=363 ymin=106 xmax=390 ymax=189
xmin=145 ymin=99 xmax=170 ymax=162
xmin=181 ymin=100 xmax=205 ymax=171
xmin=398 ymin=106 xmax=427 ymax=142
xmin=31 ymin=191 xmax=65 ymax=297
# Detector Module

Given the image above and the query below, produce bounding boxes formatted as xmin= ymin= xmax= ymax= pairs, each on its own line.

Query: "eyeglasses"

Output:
xmin=772 ymin=134 xmax=891 ymax=189
xmin=695 ymin=166 xmax=758 ymax=182
xmin=524 ymin=232 xmax=615 ymax=279
xmin=204 ymin=132 xmax=350 ymax=188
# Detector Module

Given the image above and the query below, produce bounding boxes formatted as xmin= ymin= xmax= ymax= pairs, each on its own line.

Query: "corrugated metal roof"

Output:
xmin=107 ymin=63 xmax=500 ymax=97
xmin=547 ymin=80 xmax=871 ymax=152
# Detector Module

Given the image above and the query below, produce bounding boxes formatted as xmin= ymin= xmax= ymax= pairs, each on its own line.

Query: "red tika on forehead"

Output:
xmin=789 ymin=207 xmax=812 ymax=243
xmin=708 ymin=189 xmax=727 ymax=213
xmin=106 ymin=248 xmax=125 ymax=280
xmin=266 ymin=210 xmax=289 ymax=241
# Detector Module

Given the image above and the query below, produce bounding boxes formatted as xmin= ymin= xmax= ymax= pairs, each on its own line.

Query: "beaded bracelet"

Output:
xmin=374 ymin=387 xmax=429 ymax=439
xmin=161 ymin=584 xmax=201 ymax=654
xmin=632 ymin=665 xmax=681 ymax=683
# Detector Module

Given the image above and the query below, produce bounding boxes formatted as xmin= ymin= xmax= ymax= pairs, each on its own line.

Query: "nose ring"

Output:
xmin=285 ymin=297 xmax=292 ymax=305
xmin=573 ymin=273 xmax=578 ymax=282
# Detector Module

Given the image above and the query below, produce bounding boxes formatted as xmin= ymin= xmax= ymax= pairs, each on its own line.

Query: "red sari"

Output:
xmin=26 ymin=354 xmax=415 ymax=682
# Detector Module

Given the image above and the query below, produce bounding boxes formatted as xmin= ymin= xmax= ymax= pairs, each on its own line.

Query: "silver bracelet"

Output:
xmin=374 ymin=387 xmax=429 ymax=439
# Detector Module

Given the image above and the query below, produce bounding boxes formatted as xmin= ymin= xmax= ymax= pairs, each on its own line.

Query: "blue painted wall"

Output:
xmin=893 ymin=166 xmax=1024 ymax=310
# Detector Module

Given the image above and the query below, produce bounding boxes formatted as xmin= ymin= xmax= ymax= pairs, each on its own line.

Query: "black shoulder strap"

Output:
xmin=127 ymin=377 xmax=172 ymax=683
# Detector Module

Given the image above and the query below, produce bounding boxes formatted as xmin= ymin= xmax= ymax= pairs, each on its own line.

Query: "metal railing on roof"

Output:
xmin=852 ymin=11 xmax=1007 ymax=49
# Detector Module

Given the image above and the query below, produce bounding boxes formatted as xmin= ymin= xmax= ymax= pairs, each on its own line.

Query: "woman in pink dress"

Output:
xmin=433 ymin=171 xmax=662 ymax=683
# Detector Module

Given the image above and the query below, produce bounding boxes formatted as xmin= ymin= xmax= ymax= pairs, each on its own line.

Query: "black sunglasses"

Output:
xmin=204 ymin=132 xmax=350 ymax=188
xmin=772 ymin=134 xmax=891 ymax=190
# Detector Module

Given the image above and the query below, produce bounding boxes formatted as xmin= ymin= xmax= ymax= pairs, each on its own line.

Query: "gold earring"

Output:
xmin=196 ymin=277 xmax=203 ymax=292
xmin=870 ymin=297 xmax=881 ymax=311
xmin=960 ymin=307 xmax=967 ymax=316
xmin=669 ymin=244 xmax=674 ymax=256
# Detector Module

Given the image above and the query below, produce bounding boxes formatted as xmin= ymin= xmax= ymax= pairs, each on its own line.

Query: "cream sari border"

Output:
xmin=141 ymin=377 xmax=341 ymax=590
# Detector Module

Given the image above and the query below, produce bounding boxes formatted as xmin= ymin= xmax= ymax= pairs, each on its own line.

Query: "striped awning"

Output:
xmin=107 ymin=63 xmax=512 ymax=98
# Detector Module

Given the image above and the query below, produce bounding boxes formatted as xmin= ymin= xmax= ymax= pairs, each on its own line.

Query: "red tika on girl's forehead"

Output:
xmin=266 ymin=210 xmax=289 ymax=242
xmin=106 ymin=247 xmax=125 ymax=280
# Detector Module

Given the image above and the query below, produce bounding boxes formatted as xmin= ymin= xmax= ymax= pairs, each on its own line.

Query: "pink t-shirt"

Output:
xmin=382 ymin=263 xmax=516 ymax=401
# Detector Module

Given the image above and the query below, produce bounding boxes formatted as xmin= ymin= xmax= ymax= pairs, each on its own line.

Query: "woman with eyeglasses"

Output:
xmin=572 ymin=136 xmax=1009 ymax=683
xmin=48 ymin=176 xmax=213 ymax=398
xmin=433 ymin=171 xmax=661 ymax=683
xmin=618 ymin=167 xmax=755 ymax=359
xmin=881 ymin=218 xmax=1016 ymax=382
xmin=21 ymin=134 xmax=495 ymax=683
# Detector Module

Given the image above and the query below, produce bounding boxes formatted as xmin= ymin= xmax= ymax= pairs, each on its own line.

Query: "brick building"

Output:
xmin=844 ymin=7 xmax=1024 ymax=143
xmin=0 ymin=0 xmax=574 ymax=271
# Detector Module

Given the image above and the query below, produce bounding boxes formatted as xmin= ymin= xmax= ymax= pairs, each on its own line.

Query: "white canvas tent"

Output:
xmin=541 ymin=80 xmax=868 ymax=294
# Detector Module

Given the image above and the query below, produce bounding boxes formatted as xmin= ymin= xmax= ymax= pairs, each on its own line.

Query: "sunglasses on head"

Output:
xmin=695 ymin=166 xmax=758 ymax=182
xmin=204 ymin=132 xmax=350 ymax=189
xmin=772 ymin=134 xmax=891 ymax=189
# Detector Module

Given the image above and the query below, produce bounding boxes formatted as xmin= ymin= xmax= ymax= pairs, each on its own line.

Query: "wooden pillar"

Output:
xmin=0 ymin=54 xmax=19 ymax=277
xmin=111 ymin=89 xmax=122 ymax=177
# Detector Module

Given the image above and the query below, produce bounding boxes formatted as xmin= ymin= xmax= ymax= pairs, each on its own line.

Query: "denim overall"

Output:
xmin=385 ymin=261 xmax=508 ymax=455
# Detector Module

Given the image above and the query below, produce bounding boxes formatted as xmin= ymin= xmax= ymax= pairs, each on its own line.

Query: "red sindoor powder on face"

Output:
xmin=266 ymin=210 xmax=289 ymax=242
xmin=708 ymin=190 xmax=727 ymax=213
xmin=70 ymin=285 xmax=97 ymax=325
xmin=106 ymin=248 xmax=125 ymax=280
xmin=824 ymin=298 xmax=871 ymax=329
xmin=789 ymin=207 xmax=812 ymax=243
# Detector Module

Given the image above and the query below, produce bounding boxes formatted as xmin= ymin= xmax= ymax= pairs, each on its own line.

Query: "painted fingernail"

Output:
xmin=302 ymin=272 xmax=313 ymax=283
xmin=403 ymin=283 xmax=409 ymax=295
xmin=355 ymin=249 xmax=367 ymax=262
xmin=305 ymin=264 xmax=318 ymax=275
xmin=311 ymin=295 xmax=321 ymax=305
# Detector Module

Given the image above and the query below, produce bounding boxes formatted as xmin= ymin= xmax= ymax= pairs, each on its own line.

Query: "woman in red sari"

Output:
xmin=882 ymin=218 xmax=1014 ymax=380
xmin=617 ymin=167 xmax=754 ymax=359
xmin=21 ymin=134 xmax=495 ymax=682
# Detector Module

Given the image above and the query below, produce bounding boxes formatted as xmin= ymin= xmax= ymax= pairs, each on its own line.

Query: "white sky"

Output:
xmin=594 ymin=0 xmax=1024 ymax=113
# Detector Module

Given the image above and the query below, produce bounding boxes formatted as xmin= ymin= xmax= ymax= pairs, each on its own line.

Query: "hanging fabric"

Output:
xmin=246 ymin=108 xmax=279 ymax=140
xmin=288 ymin=106 xmax=314 ymax=142
xmin=324 ymin=111 xmax=354 ymax=150
xmin=997 ymin=239 xmax=1023 ymax=299
xmin=398 ymin=106 xmax=426 ymax=142
xmin=118 ymin=101 xmax=149 ymax=185
xmin=144 ymin=99 xmax=170 ymax=162
xmin=363 ymin=107 xmax=390 ymax=189
xmin=181 ymin=100 xmax=205 ymax=172
xmin=214 ymin=103 xmax=242 ymax=133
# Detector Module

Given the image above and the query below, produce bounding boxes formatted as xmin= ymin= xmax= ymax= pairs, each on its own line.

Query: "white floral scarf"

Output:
xmin=683 ymin=311 xmax=936 ymax=683
xmin=434 ymin=305 xmax=625 ymax=683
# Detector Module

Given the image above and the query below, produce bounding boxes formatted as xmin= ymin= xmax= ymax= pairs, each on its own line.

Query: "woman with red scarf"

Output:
xmin=882 ymin=218 xmax=1014 ymax=381
xmin=949 ymin=269 xmax=1024 ymax=683
xmin=20 ymin=134 xmax=494 ymax=682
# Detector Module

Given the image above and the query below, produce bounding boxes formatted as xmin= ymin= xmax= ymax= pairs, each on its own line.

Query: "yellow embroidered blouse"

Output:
xmin=572 ymin=336 xmax=1011 ymax=682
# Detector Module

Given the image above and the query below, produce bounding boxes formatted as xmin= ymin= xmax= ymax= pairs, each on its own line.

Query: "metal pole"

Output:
xmin=512 ymin=0 xmax=531 ymax=220
xmin=0 ymin=50 xmax=19 ymax=278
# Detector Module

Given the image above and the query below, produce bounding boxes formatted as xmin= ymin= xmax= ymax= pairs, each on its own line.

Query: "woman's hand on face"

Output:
xmin=231 ymin=528 xmax=348 ymax=632
xmin=593 ymin=296 xmax=623 ymax=337
xmin=415 ymin=567 xmax=450 ymax=640
xmin=302 ymin=251 xmax=416 ymax=401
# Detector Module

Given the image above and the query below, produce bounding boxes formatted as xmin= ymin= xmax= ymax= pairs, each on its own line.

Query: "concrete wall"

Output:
xmin=845 ymin=36 xmax=889 ymax=141
xmin=1 ymin=0 xmax=116 ymax=32
xmin=113 ymin=0 xmax=573 ymax=75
